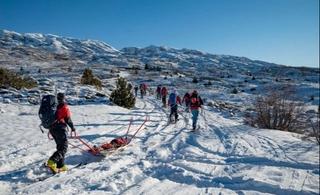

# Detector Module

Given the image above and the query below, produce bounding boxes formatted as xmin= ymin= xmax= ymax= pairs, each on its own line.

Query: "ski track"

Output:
xmin=0 ymin=96 xmax=319 ymax=195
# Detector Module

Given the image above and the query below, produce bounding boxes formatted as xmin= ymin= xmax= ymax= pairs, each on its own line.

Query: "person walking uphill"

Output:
xmin=156 ymin=85 xmax=162 ymax=99
xmin=134 ymin=85 xmax=139 ymax=97
xmin=161 ymin=86 xmax=168 ymax=108
xmin=140 ymin=83 xmax=147 ymax=99
xmin=182 ymin=92 xmax=191 ymax=112
xmin=189 ymin=90 xmax=203 ymax=131
xmin=47 ymin=93 xmax=76 ymax=173
xmin=168 ymin=89 xmax=182 ymax=123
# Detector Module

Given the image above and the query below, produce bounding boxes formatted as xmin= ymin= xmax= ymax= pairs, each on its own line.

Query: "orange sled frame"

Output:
xmin=68 ymin=116 xmax=149 ymax=156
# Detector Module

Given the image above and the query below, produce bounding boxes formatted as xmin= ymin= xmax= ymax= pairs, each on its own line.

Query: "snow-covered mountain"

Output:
xmin=0 ymin=30 xmax=305 ymax=71
xmin=0 ymin=29 xmax=118 ymax=55
xmin=0 ymin=29 xmax=126 ymax=69
xmin=1 ymin=29 xmax=319 ymax=105
xmin=2 ymin=29 xmax=318 ymax=82
xmin=121 ymin=45 xmax=277 ymax=71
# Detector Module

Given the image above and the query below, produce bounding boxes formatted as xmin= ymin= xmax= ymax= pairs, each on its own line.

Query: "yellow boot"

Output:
xmin=58 ymin=165 xmax=68 ymax=172
xmin=47 ymin=159 xmax=58 ymax=173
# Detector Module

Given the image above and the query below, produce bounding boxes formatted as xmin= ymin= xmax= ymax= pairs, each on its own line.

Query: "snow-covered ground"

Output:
xmin=0 ymin=94 xmax=319 ymax=195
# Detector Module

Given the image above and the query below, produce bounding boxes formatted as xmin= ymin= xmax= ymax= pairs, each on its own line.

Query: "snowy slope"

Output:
xmin=0 ymin=29 xmax=119 ymax=55
xmin=0 ymin=95 xmax=318 ymax=194
xmin=120 ymin=45 xmax=279 ymax=73
xmin=0 ymin=29 xmax=123 ymax=69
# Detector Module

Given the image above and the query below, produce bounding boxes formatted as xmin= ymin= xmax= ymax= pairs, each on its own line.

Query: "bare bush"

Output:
xmin=80 ymin=68 xmax=102 ymax=89
xmin=0 ymin=68 xmax=37 ymax=89
xmin=309 ymin=115 xmax=320 ymax=145
xmin=250 ymin=85 xmax=305 ymax=133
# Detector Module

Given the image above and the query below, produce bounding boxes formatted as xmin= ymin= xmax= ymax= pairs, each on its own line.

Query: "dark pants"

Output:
xmin=49 ymin=124 xmax=68 ymax=168
xmin=185 ymin=100 xmax=190 ymax=108
xmin=162 ymin=96 xmax=167 ymax=107
xmin=170 ymin=104 xmax=178 ymax=122
xmin=185 ymin=101 xmax=190 ymax=112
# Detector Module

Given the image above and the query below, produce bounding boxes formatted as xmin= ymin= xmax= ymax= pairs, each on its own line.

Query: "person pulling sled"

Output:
xmin=39 ymin=93 xmax=76 ymax=173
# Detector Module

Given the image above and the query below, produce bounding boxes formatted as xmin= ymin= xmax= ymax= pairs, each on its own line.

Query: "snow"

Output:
xmin=0 ymin=94 xmax=318 ymax=194
xmin=0 ymin=29 xmax=319 ymax=194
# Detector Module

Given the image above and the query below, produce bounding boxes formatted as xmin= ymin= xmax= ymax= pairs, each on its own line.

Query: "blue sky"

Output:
xmin=0 ymin=0 xmax=319 ymax=68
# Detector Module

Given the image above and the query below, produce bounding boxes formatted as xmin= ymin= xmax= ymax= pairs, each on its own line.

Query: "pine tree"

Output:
xmin=110 ymin=77 xmax=136 ymax=109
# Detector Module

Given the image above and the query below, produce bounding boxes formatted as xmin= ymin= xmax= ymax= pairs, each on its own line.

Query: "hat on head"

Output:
xmin=57 ymin=92 xmax=65 ymax=102
xmin=172 ymin=88 xmax=177 ymax=94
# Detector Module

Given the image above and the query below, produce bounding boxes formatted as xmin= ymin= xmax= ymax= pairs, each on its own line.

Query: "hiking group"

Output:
xmin=155 ymin=84 xmax=203 ymax=130
xmin=134 ymin=83 xmax=148 ymax=98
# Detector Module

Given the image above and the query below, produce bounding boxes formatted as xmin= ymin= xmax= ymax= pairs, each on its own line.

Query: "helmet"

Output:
xmin=193 ymin=90 xmax=198 ymax=94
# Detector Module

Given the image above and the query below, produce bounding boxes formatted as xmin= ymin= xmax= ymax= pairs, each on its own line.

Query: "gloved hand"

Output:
xmin=70 ymin=127 xmax=77 ymax=138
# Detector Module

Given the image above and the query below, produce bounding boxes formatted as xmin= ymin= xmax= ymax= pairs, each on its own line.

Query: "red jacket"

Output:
xmin=190 ymin=95 xmax=203 ymax=110
xmin=143 ymin=83 xmax=147 ymax=90
xmin=161 ymin=87 xmax=168 ymax=96
xmin=56 ymin=103 xmax=71 ymax=124
xmin=176 ymin=96 xmax=182 ymax=105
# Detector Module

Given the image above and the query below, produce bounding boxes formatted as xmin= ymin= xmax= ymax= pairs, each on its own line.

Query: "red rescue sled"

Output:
xmin=68 ymin=116 xmax=149 ymax=156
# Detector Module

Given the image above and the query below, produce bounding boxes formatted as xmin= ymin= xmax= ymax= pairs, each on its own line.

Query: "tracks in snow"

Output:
xmin=134 ymin=96 xmax=319 ymax=194
xmin=1 ymin=96 xmax=318 ymax=194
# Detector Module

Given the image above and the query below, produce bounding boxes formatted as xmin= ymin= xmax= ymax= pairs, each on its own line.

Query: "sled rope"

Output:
xmin=125 ymin=117 xmax=133 ymax=139
xmin=128 ymin=115 xmax=149 ymax=144
xmin=68 ymin=141 xmax=91 ymax=154
xmin=74 ymin=135 xmax=99 ymax=155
